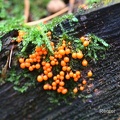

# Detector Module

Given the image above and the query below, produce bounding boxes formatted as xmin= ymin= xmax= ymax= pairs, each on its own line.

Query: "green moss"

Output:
xmin=0 ymin=0 xmax=49 ymax=20
xmin=7 ymin=68 xmax=36 ymax=93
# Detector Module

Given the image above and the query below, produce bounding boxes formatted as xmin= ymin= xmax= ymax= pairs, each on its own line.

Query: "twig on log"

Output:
xmin=1 ymin=56 xmax=9 ymax=79
xmin=24 ymin=0 xmax=30 ymax=23
xmin=9 ymin=45 xmax=14 ymax=68
xmin=26 ymin=7 xmax=69 ymax=26
xmin=68 ymin=0 xmax=75 ymax=13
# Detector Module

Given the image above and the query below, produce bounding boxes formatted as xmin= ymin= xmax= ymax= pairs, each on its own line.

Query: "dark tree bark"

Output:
xmin=0 ymin=3 xmax=120 ymax=120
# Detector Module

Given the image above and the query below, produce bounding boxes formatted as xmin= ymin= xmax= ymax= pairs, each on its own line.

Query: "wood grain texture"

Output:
xmin=0 ymin=3 xmax=120 ymax=120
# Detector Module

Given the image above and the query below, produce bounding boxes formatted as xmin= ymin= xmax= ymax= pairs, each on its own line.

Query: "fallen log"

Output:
xmin=0 ymin=3 xmax=120 ymax=120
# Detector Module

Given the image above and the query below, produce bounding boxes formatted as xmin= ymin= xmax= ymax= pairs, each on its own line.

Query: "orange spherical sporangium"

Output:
xmin=37 ymin=75 xmax=43 ymax=82
xmin=72 ymin=52 xmax=77 ymax=59
xmin=73 ymin=87 xmax=78 ymax=93
xmin=62 ymin=89 xmax=68 ymax=94
xmin=19 ymin=58 xmax=24 ymax=63
xmin=82 ymin=59 xmax=88 ymax=66
xmin=87 ymin=70 xmax=93 ymax=77
xmin=83 ymin=41 xmax=89 ymax=47
xmin=59 ymin=49 xmax=65 ymax=56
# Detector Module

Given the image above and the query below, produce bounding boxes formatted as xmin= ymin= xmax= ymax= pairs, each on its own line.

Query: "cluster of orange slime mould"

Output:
xmin=18 ymin=30 xmax=93 ymax=95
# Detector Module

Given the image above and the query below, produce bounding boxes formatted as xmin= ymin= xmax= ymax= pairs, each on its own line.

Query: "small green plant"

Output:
xmin=20 ymin=23 xmax=54 ymax=53
xmin=86 ymin=0 xmax=101 ymax=5
xmin=46 ymin=13 xmax=78 ymax=31
xmin=0 ymin=17 xmax=24 ymax=37
xmin=7 ymin=68 xmax=36 ymax=93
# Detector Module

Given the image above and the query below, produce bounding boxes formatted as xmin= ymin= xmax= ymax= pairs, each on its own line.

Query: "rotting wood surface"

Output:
xmin=0 ymin=3 xmax=120 ymax=120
